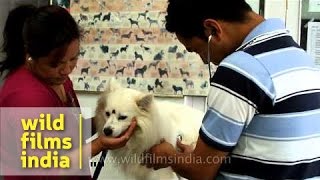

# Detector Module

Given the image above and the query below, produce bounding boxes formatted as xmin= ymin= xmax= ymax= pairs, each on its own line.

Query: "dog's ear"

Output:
xmin=96 ymin=93 xmax=106 ymax=112
xmin=105 ymin=77 xmax=121 ymax=93
xmin=136 ymin=94 xmax=153 ymax=112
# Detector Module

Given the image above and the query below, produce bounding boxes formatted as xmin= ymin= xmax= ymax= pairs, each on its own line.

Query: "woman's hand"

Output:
xmin=92 ymin=118 xmax=137 ymax=156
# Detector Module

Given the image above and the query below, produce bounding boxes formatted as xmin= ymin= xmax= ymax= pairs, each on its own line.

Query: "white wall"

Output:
xmin=286 ymin=0 xmax=301 ymax=42
xmin=264 ymin=0 xmax=301 ymax=42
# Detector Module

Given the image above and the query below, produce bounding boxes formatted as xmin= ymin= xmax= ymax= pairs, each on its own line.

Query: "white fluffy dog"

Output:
xmin=93 ymin=79 xmax=204 ymax=180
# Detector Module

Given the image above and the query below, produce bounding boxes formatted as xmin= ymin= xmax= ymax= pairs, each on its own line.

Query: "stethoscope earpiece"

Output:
xmin=207 ymin=34 xmax=214 ymax=84
xmin=208 ymin=34 xmax=213 ymax=43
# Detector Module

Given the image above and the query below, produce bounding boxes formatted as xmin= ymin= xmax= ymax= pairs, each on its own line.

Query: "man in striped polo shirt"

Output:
xmin=143 ymin=0 xmax=320 ymax=179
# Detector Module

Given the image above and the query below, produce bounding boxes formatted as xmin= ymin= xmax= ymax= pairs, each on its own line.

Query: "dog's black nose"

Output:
xmin=103 ymin=128 xmax=113 ymax=136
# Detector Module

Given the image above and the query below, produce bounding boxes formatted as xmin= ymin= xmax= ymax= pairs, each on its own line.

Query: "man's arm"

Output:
xmin=145 ymin=137 xmax=229 ymax=180
xmin=171 ymin=137 xmax=229 ymax=180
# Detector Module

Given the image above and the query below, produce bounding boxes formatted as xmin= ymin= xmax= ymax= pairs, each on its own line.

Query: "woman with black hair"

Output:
xmin=0 ymin=5 xmax=136 ymax=180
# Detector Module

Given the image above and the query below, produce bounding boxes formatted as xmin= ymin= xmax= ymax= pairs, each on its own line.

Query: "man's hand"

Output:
xmin=142 ymin=139 xmax=176 ymax=170
xmin=177 ymin=139 xmax=194 ymax=153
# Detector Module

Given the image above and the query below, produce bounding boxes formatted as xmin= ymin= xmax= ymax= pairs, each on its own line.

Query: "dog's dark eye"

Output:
xmin=118 ymin=115 xmax=127 ymax=120
xmin=105 ymin=112 xmax=110 ymax=116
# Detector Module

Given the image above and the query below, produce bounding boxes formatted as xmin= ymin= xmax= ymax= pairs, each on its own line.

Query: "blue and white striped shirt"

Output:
xmin=199 ymin=18 xmax=320 ymax=179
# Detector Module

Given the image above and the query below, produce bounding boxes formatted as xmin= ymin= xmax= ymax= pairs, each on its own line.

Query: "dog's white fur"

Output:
xmin=93 ymin=79 xmax=204 ymax=180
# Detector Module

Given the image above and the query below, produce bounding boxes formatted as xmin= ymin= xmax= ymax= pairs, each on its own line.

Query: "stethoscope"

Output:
xmin=207 ymin=34 xmax=214 ymax=84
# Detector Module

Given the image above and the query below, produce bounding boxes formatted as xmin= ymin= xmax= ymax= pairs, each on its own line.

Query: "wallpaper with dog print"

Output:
xmin=69 ymin=0 xmax=210 ymax=97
